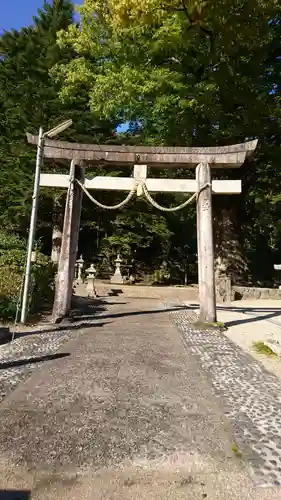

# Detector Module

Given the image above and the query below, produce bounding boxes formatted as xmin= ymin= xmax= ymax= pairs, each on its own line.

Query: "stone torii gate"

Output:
xmin=27 ymin=134 xmax=257 ymax=323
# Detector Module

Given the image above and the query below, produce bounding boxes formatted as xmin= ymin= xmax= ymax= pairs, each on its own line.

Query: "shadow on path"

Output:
xmin=68 ymin=305 xmax=188 ymax=323
xmin=0 ymin=491 xmax=30 ymax=499
xmin=224 ymin=310 xmax=281 ymax=327
xmin=189 ymin=303 xmax=281 ymax=328
xmin=219 ymin=305 xmax=281 ymax=328
xmin=13 ymin=321 xmax=109 ymax=340
xmin=0 ymin=353 xmax=70 ymax=371
xmin=12 ymin=301 xmax=189 ymax=340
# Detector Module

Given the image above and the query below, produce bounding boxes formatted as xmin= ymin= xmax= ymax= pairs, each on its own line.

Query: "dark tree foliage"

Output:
xmin=2 ymin=0 xmax=281 ymax=285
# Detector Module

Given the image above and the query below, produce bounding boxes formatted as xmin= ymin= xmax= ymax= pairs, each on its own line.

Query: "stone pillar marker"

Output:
xmin=215 ymin=256 xmax=232 ymax=304
xmin=111 ymin=254 xmax=124 ymax=285
xmin=51 ymin=226 xmax=62 ymax=264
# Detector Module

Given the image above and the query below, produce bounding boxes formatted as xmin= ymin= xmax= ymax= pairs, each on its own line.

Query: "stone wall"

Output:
xmin=215 ymin=273 xmax=281 ymax=302
xmin=74 ymin=281 xmax=281 ymax=303
xmin=233 ymin=286 xmax=281 ymax=300
xmin=74 ymin=282 xmax=199 ymax=302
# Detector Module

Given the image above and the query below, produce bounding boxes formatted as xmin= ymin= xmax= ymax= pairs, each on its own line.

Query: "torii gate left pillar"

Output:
xmin=52 ymin=160 xmax=84 ymax=322
xmin=26 ymin=133 xmax=258 ymax=324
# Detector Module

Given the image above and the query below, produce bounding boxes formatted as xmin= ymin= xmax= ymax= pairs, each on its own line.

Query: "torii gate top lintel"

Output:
xmin=26 ymin=133 xmax=257 ymax=168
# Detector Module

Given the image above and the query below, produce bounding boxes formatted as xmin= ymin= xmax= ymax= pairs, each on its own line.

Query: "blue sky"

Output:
xmin=1 ymin=0 xmax=82 ymax=32
xmin=1 ymin=0 xmax=129 ymax=132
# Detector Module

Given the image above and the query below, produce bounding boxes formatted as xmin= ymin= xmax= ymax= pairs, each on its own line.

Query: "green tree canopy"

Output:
xmin=0 ymin=0 xmax=117 ymax=230
xmin=54 ymin=0 xmax=280 ymax=144
xmin=2 ymin=0 xmax=281 ymax=286
xmin=52 ymin=0 xmax=281 ymax=284
xmin=0 ymin=0 xmax=175 ymax=280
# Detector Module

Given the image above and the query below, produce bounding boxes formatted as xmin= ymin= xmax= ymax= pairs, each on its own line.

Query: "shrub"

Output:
xmin=0 ymin=233 xmax=55 ymax=322
xmin=29 ymin=254 xmax=56 ymax=314
xmin=0 ymin=245 xmax=25 ymax=321
xmin=0 ymin=232 xmax=26 ymax=251
xmin=0 ymin=270 xmax=22 ymax=320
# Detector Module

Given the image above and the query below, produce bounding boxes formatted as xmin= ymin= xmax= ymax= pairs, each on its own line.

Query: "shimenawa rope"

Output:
xmin=76 ymin=179 xmax=211 ymax=212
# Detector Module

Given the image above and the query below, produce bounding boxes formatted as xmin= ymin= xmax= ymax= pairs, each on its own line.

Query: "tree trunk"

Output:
xmin=213 ymin=198 xmax=248 ymax=285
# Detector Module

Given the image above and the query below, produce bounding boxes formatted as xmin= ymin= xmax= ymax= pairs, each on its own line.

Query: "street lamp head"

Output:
xmin=45 ymin=119 xmax=73 ymax=138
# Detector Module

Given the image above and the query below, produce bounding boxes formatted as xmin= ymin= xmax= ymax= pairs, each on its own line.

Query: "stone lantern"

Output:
xmin=110 ymin=254 xmax=124 ymax=285
xmin=86 ymin=263 xmax=97 ymax=297
xmin=76 ymin=255 xmax=84 ymax=283
xmin=31 ymin=251 xmax=38 ymax=263
xmin=274 ymin=264 xmax=281 ymax=290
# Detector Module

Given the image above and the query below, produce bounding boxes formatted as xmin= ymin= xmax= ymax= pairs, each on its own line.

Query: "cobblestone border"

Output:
xmin=171 ymin=309 xmax=281 ymax=487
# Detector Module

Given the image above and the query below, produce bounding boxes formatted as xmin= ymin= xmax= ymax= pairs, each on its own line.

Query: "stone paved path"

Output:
xmin=0 ymin=298 xmax=280 ymax=499
xmin=0 ymin=298 xmax=108 ymax=404
xmin=172 ymin=308 xmax=281 ymax=487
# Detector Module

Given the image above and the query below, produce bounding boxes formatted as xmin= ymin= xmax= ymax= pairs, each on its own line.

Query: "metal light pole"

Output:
xmin=20 ymin=119 xmax=73 ymax=324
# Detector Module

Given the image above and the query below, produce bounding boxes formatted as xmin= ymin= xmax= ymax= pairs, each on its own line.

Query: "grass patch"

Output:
xmin=252 ymin=341 xmax=277 ymax=357
xmin=213 ymin=321 xmax=226 ymax=329
xmin=178 ymin=476 xmax=193 ymax=487
xmin=193 ymin=320 xmax=226 ymax=331
xmin=232 ymin=443 xmax=242 ymax=459
xmin=123 ymin=478 xmax=136 ymax=487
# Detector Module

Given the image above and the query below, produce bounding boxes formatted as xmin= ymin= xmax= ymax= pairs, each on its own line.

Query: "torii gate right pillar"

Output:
xmin=196 ymin=163 xmax=216 ymax=323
